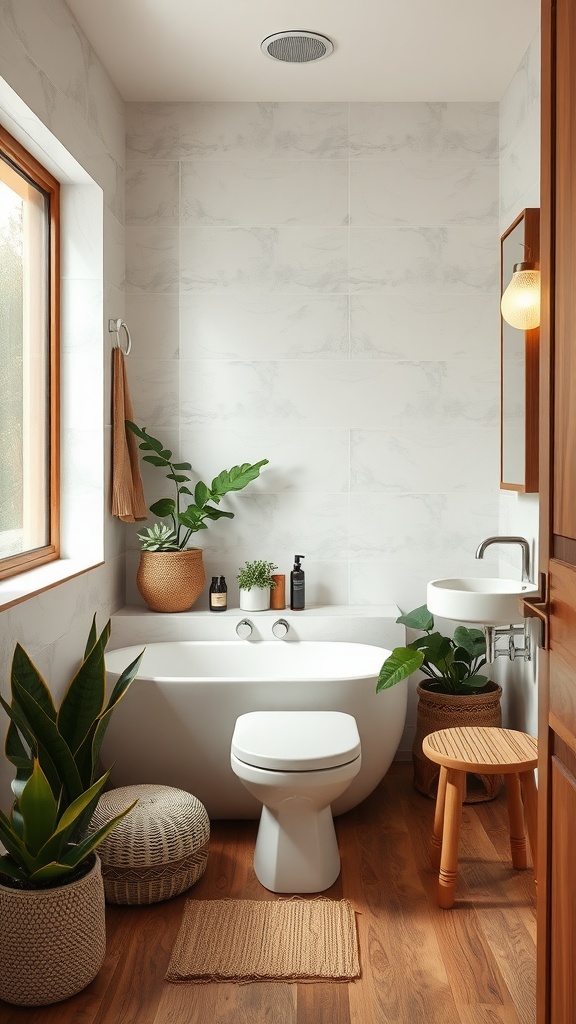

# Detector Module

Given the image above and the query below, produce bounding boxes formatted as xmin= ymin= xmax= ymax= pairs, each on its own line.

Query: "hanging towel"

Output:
xmin=111 ymin=347 xmax=147 ymax=522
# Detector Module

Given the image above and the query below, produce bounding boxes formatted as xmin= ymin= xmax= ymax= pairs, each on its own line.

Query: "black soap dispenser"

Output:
xmin=290 ymin=555 xmax=305 ymax=610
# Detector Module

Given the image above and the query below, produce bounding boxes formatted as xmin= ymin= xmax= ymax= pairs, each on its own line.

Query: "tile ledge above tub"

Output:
xmin=110 ymin=604 xmax=403 ymax=650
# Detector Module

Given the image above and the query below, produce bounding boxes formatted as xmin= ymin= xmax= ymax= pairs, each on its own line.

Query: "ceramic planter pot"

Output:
xmin=137 ymin=548 xmax=206 ymax=612
xmin=412 ymin=681 xmax=503 ymax=803
xmin=239 ymin=587 xmax=271 ymax=612
xmin=0 ymin=854 xmax=106 ymax=1006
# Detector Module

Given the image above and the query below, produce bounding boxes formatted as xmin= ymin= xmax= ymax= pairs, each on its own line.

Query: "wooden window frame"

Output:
xmin=0 ymin=126 xmax=60 ymax=580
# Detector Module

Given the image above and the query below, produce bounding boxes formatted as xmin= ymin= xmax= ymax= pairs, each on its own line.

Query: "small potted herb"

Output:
xmin=237 ymin=560 xmax=278 ymax=612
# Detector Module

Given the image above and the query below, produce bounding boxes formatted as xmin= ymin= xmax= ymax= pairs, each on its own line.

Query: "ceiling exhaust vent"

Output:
xmin=261 ymin=31 xmax=334 ymax=64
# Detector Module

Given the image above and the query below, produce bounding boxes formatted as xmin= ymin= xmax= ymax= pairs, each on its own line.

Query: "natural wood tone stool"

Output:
xmin=422 ymin=726 xmax=538 ymax=909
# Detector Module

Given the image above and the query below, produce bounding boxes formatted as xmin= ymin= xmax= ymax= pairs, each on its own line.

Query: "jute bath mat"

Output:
xmin=165 ymin=898 xmax=360 ymax=982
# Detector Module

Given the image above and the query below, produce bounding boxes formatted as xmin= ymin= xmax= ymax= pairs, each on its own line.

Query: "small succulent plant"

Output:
xmin=137 ymin=523 xmax=179 ymax=551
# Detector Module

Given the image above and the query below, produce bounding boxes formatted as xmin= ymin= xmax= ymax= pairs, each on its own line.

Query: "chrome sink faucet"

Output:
xmin=475 ymin=535 xmax=532 ymax=584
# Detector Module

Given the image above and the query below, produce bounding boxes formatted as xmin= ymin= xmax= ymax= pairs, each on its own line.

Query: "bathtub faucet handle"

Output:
xmin=236 ymin=618 xmax=253 ymax=639
xmin=272 ymin=618 xmax=289 ymax=639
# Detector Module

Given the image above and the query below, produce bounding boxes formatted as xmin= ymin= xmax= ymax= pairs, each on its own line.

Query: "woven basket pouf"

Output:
xmin=88 ymin=784 xmax=210 ymax=905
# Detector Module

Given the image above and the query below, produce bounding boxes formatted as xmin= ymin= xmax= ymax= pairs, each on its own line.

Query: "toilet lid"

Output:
xmin=231 ymin=711 xmax=361 ymax=770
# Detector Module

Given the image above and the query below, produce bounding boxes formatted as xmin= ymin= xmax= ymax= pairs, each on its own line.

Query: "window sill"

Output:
xmin=0 ymin=558 xmax=104 ymax=613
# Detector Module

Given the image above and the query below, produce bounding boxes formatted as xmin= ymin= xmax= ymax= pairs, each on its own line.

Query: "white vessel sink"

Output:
xmin=426 ymin=577 xmax=538 ymax=626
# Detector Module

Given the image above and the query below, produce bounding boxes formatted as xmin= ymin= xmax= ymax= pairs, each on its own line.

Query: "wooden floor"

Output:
xmin=2 ymin=763 xmax=536 ymax=1024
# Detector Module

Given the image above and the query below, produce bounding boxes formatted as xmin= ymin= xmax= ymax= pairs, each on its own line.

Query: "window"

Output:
xmin=0 ymin=127 xmax=59 ymax=580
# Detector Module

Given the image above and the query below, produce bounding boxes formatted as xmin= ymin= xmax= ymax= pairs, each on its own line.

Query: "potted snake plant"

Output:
xmin=126 ymin=422 xmax=268 ymax=612
xmin=377 ymin=605 xmax=502 ymax=801
xmin=0 ymin=616 xmax=144 ymax=1006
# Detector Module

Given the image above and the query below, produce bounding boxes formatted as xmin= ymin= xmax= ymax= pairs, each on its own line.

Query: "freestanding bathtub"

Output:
xmin=102 ymin=640 xmax=407 ymax=819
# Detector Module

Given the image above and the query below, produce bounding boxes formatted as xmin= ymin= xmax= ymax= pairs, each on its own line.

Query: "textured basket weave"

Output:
xmin=0 ymin=855 xmax=105 ymax=1006
xmin=413 ymin=682 xmax=503 ymax=803
xmin=137 ymin=548 xmax=206 ymax=612
xmin=88 ymin=785 xmax=210 ymax=905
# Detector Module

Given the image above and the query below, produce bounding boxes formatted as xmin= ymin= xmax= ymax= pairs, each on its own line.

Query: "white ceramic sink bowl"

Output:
xmin=427 ymin=577 xmax=538 ymax=625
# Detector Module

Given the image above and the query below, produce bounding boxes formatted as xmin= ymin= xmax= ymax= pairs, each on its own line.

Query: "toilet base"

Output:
xmin=254 ymin=800 xmax=341 ymax=893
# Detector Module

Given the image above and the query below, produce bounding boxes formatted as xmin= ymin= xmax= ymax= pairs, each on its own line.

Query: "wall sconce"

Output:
xmin=500 ymin=258 xmax=541 ymax=330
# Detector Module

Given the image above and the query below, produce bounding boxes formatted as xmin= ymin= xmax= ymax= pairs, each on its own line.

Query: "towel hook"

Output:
xmin=109 ymin=318 xmax=132 ymax=356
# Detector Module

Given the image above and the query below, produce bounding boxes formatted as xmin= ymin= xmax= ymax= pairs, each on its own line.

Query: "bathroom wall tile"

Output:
xmin=0 ymin=16 xmax=59 ymax=131
xmin=349 ymin=552 xmax=500 ymax=614
xmin=349 ymin=492 xmax=499 ymax=564
xmin=103 ymin=208 xmax=125 ymax=292
xmin=60 ymin=184 xmax=102 ymax=280
xmin=350 ymin=293 xmax=499 ymax=361
xmin=4 ymin=0 xmax=90 ymax=122
xmin=125 ymin=226 xmax=180 ymax=292
xmin=350 ymin=427 xmax=499 ymax=494
xmin=350 ymin=225 xmax=499 ymax=293
xmin=179 ymin=426 xmax=350 ymax=494
xmin=124 ymin=358 xmax=179 ymax=429
xmin=499 ymin=49 xmax=529 ymax=154
xmin=350 ymin=160 xmax=498 ymax=227
xmin=196 ymin=493 xmax=349 ymax=563
xmin=526 ymin=29 xmax=541 ymax=112
xmin=349 ymin=103 xmax=499 ymax=161
xmin=179 ymin=294 xmax=348 ymax=360
xmin=180 ymin=226 xmax=348 ymax=293
xmin=180 ymin=159 xmax=348 ymax=227
xmin=179 ymin=102 xmax=349 ymax=159
xmin=125 ymin=161 xmax=179 ymax=225
xmin=499 ymin=103 xmax=541 ymax=225
xmin=125 ymin=102 xmax=180 ymax=159
xmin=179 ymin=359 xmax=498 ymax=433
xmin=85 ymin=50 xmax=126 ymax=168
xmin=124 ymin=293 xmax=180 ymax=359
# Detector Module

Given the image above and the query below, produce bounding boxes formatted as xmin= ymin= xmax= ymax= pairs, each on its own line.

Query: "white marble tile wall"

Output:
xmin=496 ymin=30 xmax=541 ymax=737
xmin=0 ymin=0 xmax=126 ymax=807
xmin=125 ymin=100 xmax=501 ymax=640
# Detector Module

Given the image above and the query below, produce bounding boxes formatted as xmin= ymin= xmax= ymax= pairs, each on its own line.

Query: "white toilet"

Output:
xmin=230 ymin=710 xmax=361 ymax=893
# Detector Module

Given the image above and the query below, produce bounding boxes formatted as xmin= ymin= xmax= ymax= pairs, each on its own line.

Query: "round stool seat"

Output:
xmin=88 ymin=784 xmax=210 ymax=905
xmin=423 ymin=726 xmax=538 ymax=774
xmin=421 ymin=727 xmax=538 ymax=909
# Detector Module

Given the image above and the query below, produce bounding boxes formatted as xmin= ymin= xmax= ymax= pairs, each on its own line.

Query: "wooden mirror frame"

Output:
xmin=500 ymin=207 xmax=540 ymax=493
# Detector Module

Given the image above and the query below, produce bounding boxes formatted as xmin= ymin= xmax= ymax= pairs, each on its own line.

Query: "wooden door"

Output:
xmin=535 ymin=1 xmax=576 ymax=1020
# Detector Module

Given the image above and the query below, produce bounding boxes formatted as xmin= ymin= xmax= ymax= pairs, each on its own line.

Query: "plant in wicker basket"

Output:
xmin=377 ymin=605 xmax=502 ymax=802
xmin=0 ymin=616 xmax=144 ymax=1007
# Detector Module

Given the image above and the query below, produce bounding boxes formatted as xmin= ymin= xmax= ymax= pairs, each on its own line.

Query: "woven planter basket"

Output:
xmin=87 ymin=785 xmax=210 ymax=905
xmin=0 ymin=854 xmax=105 ymax=1007
xmin=413 ymin=681 xmax=503 ymax=803
xmin=137 ymin=548 xmax=206 ymax=612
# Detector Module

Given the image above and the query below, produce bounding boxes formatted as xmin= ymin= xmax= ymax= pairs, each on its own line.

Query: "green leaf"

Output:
xmin=11 ymin=643 xmax=57 ymax=721
xmin=150 ymin=497 xmax=176 ymax=517
xmin=0 ymin=855 xmax=25 ymax=881
xmin=57 ymin=620 xmax=110 ymax=758
xmin=19 ymin=760 xmax=58 ymax=856
xmin=166 ymin=473 xmax=190 ymax=483
xmin=173 ymin=462 xmax=192 ymax=471
xmin=376 ymin=648 xmax=424 ymax=691
xmin=396 ymin=605 xmax=434 ymax=631
xmin=211 ymin=459 xmax=268 ymax=496
xmin=76 ymin=649 xmax=144 ymax=783
xmin=453 ymin=626 xmax=486 ymax=659
xmin=202 ymin=507 xmax=234 ymax=521
xmin=28 ymin=861 xmax=76 ymax=882
xmin=459 ymin=675 xmax=491 ymax=692
xmin=143 ymin=455 xmax=170 ymax=467
xmin=125 ymin=422 xmax=164 ymax=454
xmin=0 ymin=808 xmax=35 ymax=872
xmin=34 ymin=770 xmax=112 ymax=863
xmin=1 ymin=693 xmax=60 ymax=796
xmin=11 ymin=680 xmax=83 ymax=803
xmin=55 ymin=801 xmax=138 ymax=870
xmin=84 ymin=614 xmax=98 ymax=660
xmin=195 ymin=481 xmax=210 ymax=508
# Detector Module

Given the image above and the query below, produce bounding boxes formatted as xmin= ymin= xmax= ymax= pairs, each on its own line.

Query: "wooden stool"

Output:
xmin=422 ymin=726 xmax=538 ymax=909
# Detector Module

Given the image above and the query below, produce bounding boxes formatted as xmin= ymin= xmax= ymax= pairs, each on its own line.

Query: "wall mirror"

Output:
xmin=500 ymin=208 xmax=540 ymax=492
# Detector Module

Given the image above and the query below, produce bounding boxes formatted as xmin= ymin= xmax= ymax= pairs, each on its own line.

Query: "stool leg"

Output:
xmin=431 ymin=766 xmax=448 ymax=870
xmin=505 ymin=773 xmax=527 ymax=870
xmin=519 ymin=769 xmax=538 ymax=883
xmin=438 ymin=768 xmax=465 ymax=910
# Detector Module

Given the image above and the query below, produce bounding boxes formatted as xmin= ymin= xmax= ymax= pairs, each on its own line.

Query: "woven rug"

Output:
xmin=165 ymin=898 xmax=360 ymax=982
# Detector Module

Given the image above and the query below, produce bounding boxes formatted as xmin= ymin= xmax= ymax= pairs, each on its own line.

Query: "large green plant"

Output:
xmin=377 ymin=605 xmax=490 ymax=697
xmin=126 ymin=422 xmax=268 ymax=550
xmin=0 ymin=617 xmax=144 ymax=885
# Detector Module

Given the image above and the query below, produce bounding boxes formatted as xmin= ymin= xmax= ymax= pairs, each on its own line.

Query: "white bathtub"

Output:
xmin=102 ymin=639 xmax=407 ymax=819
